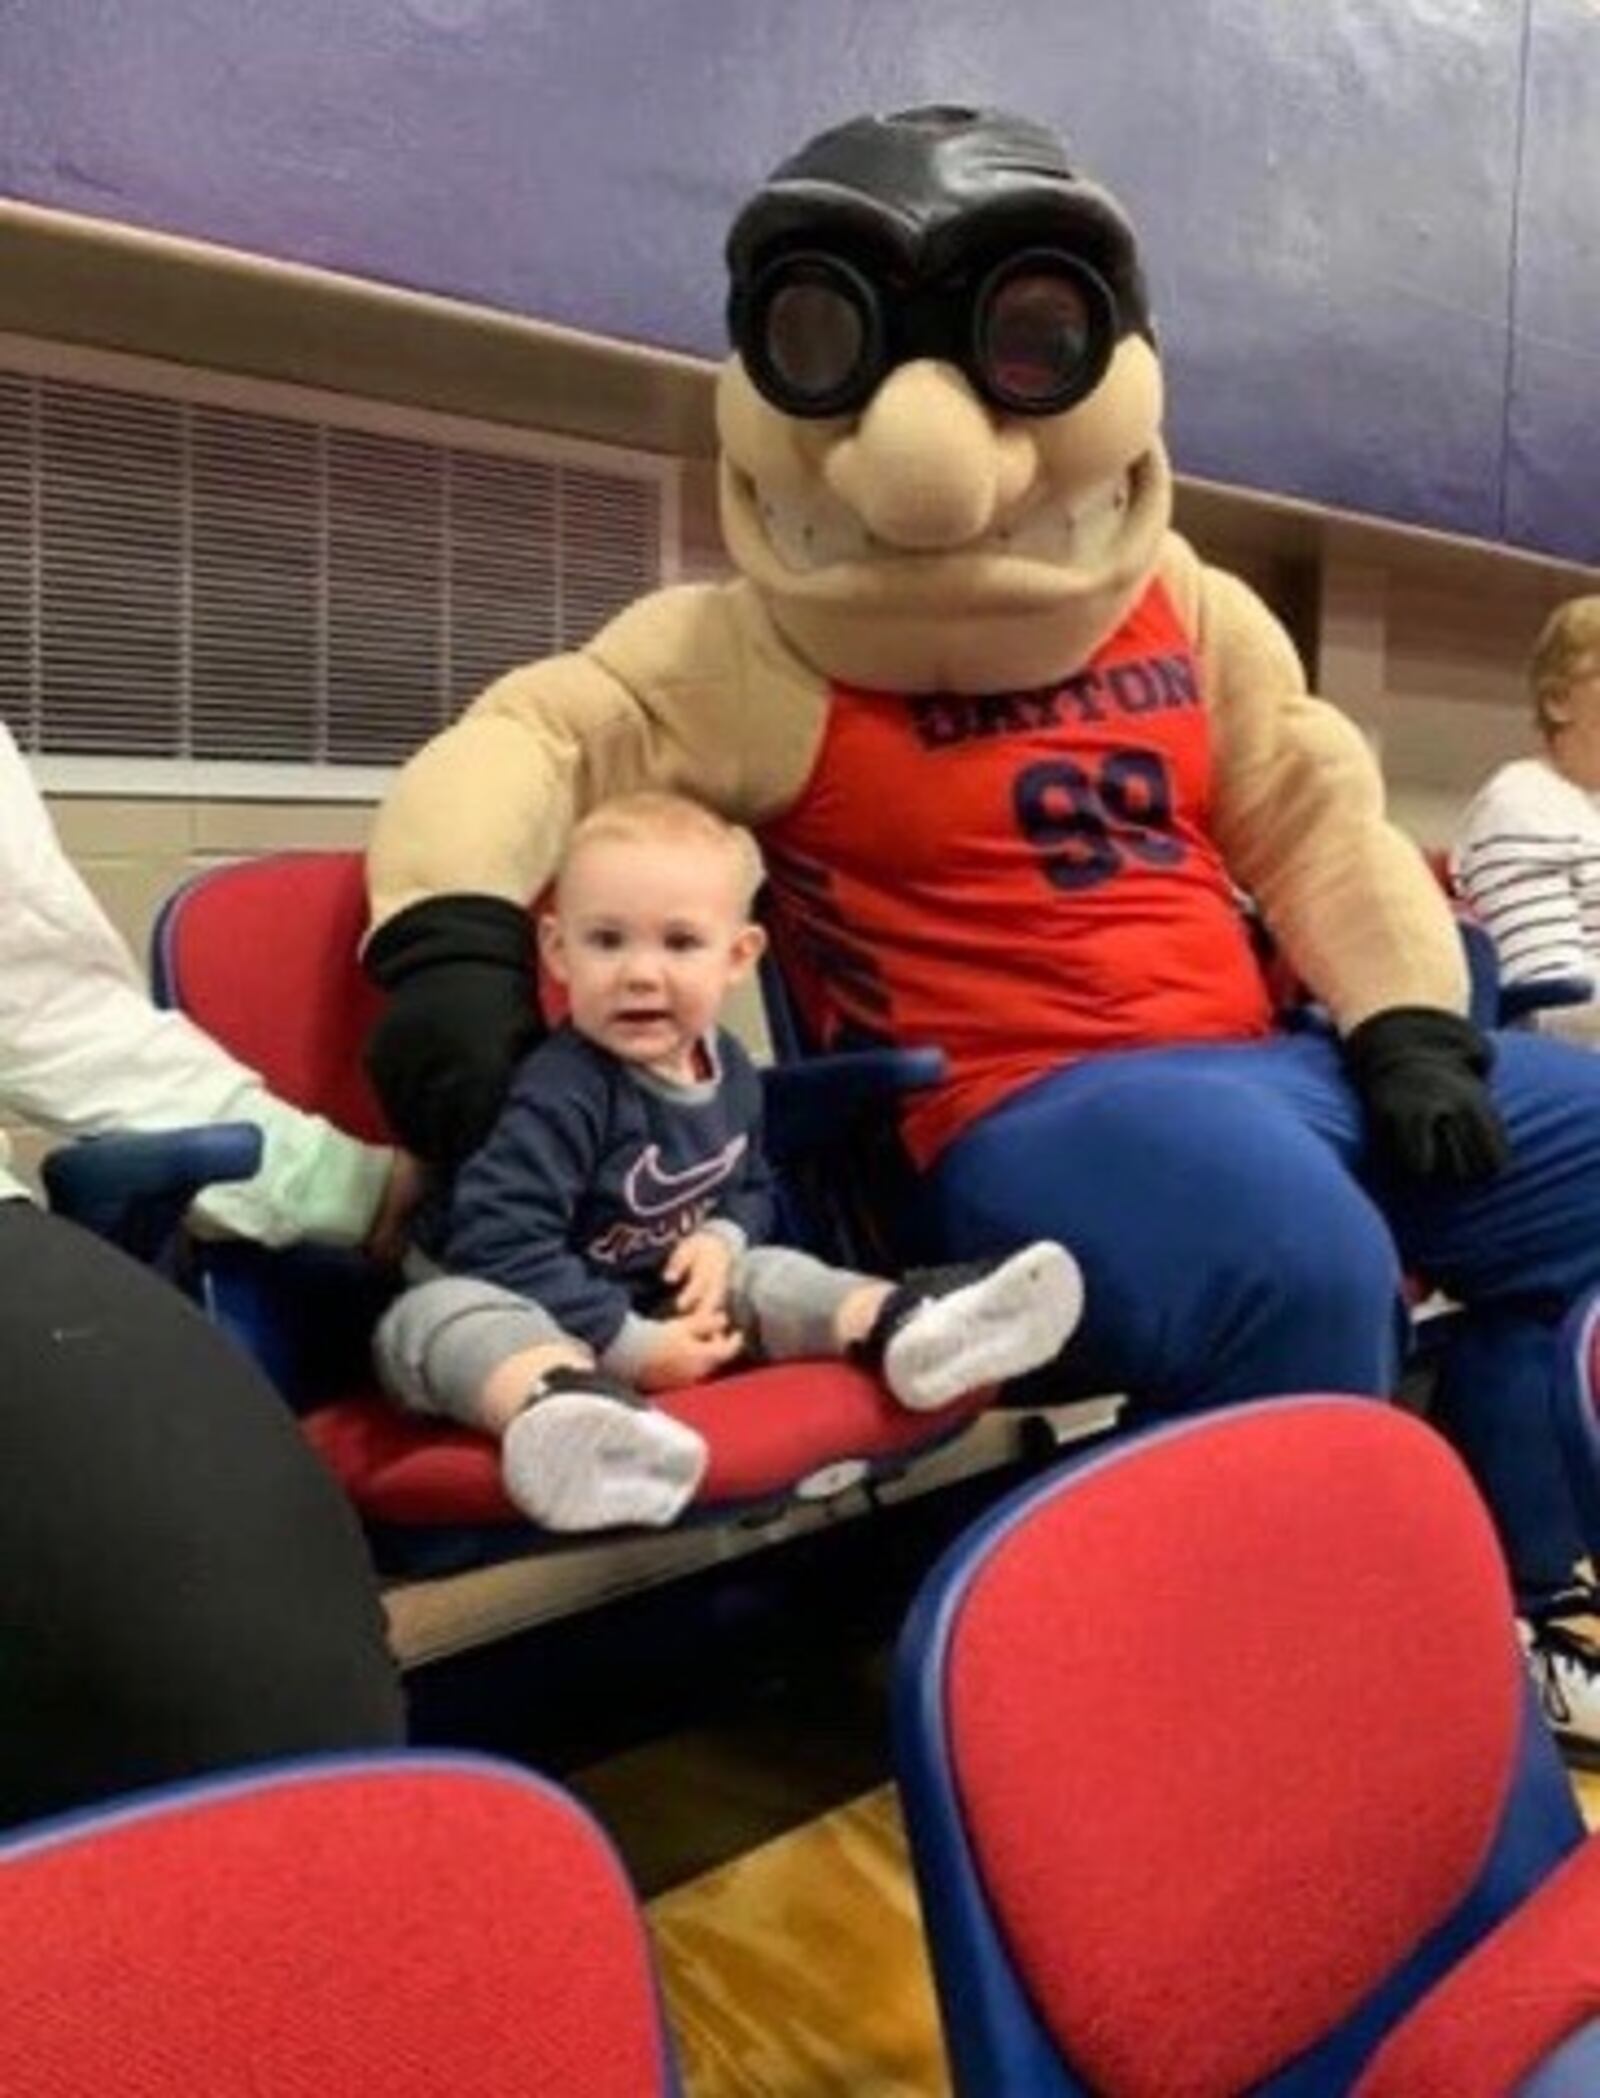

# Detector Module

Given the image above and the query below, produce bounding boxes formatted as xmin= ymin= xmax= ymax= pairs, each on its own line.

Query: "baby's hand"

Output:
xmin=663 ymin=1230 xmax=735 ymax=1319
xmin=634 ymin=1311 xmax=745 ymax=1393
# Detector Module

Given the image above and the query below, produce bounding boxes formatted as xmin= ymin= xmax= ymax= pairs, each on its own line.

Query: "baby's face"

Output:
xmin=542 ymin=836 xmax=763 ymax=1081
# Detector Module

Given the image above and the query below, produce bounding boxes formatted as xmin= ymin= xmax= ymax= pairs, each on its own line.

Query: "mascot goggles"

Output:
xmin=733 ymin=245 xmax=1119 ymax=420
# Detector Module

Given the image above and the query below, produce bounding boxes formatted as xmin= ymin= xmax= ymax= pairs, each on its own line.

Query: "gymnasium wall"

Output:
xmin=0 ymin=0 xmax=1595 ymax=1167
xmin=1 ymin=0 xmax=1595 ymax=560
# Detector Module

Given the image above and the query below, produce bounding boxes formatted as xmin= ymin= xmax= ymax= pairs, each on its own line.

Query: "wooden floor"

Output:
xmin=650 ymin=1771 xmax=1600 ymax=2098
xmin=651 ymin=1786 xmax=949 ymax=2098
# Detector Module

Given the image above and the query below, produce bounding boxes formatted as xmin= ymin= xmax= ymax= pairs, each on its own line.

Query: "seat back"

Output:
xmin=152 ymin=852 xmax=416 ymax=1409
xmin=893 ymin=1398 xmax=1584 ymax=2098
xmin=154 ymin=850 xmax=421 ymax=1140
xmin=1 ymin=1753 xmax=680 ymax=2095
xmin=150 ymin=854 xmax=587 ymax=1410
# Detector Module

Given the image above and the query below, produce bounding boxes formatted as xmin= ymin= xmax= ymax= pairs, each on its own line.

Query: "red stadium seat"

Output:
xmin=1 ymin=1754 xmax=679 ymax=2095
xmin=893 ymin=1397 xmax=1600 ymax=2097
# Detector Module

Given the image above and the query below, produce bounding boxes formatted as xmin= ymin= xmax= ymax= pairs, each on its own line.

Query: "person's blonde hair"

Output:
xmin=559 ymin=792 xmax=762 ymax=911
xmin=1530 ymin=596 xmax=1600 ymax=737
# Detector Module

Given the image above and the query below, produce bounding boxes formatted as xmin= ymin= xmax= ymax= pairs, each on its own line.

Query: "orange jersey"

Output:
xmin=759 ymin=578 xmax=1275 ymax=1164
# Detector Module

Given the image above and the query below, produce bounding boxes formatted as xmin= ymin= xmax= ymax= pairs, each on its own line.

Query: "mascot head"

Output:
xmin=717 ymin=105 xmax=1173 ymax=693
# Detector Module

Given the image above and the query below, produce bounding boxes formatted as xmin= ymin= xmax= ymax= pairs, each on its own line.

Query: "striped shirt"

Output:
xmin=1451 ymin=756 xmax=1600 ymax=986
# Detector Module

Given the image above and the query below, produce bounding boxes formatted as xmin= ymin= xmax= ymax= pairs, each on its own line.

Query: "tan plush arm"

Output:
xmin=367 ymin=582 xmax=828 ymax=933
xmin=368 ymin=653 xmax=633 ymax=930
xmin=1199 ymin=564 xmax=1467 ymax=1028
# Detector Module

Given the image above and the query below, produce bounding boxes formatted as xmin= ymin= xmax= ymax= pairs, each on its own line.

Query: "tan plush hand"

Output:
xmin=663 ymin=1230 xmax=735 ymax=1319
xmin=634 ymin=1310 xmax=745 ymax=1393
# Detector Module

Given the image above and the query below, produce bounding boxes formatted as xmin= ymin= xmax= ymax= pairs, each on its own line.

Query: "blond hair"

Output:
xmin=1531 ymin=596 xmax=1600 ymax=737
xmin=559 ymin=792 xmax=761 ymax=911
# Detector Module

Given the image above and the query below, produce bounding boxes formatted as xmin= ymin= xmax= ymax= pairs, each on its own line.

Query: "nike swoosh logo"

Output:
xmin=624 ymin=1137 xmax=749 ymax=1217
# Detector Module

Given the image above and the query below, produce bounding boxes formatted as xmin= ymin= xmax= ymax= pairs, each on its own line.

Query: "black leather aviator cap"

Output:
xmin=725 ymin=104 xmax=1156 ymax=415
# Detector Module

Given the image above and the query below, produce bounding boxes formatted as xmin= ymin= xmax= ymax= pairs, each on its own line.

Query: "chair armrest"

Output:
xmin=761 ymin=1047 xmax=947 ymax=1164
xmin=41 ymin=1123 xmax=263 ymax=1266
xmin=1501 ymin=975 xmax=1595 ymax=1023
xmin=1455 ymin=915 xmax=1594 ymax=1028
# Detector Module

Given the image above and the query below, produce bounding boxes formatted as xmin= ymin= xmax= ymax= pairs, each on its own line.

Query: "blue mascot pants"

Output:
xmin=928 ymin=1028 xmax=1600 ymax=1600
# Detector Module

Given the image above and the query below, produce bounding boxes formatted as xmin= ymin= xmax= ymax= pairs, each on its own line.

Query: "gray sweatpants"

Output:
xmin=375 ymin=1246 xmax=876 ymax=1426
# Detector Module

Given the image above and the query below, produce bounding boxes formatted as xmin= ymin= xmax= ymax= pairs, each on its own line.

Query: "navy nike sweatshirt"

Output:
xmin=434 ymin=1022 xmax=775 ymax=1369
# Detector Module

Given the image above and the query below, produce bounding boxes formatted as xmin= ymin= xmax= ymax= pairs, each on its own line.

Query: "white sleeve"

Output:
xmin=0 ymin=728 xmax=388 ymax=1246
xmin=1450 ymin=767 xmax=1590 ymax=987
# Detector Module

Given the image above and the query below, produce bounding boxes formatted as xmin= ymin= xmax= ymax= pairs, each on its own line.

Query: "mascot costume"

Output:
xmin=361 ymin=105 xmax=1600 ymax=1693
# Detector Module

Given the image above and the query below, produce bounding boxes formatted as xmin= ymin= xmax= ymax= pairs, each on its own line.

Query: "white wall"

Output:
xmin=1174 ymin=484 xmax=1591 ymax=850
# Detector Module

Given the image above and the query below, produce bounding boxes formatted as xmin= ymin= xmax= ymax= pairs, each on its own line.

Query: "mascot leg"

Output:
xmin=1383 ymin=1029 xmax=1600 ymax=1590
xmin=1381 ymin=1027 xmax=1600 ymax=1758
xmin=927 ymin=1035 xmax=1406 ymax=1413
xmin=1428 ymin=1309 xmax=1580 ymax=1600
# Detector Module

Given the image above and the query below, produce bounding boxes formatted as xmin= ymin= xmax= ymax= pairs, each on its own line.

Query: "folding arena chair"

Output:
xmin=2 ymin=1752 xmax=680 ymax=2095
xmin=44 ymin=851 xmax=1006 ymax=1576
xmin=893 ymin=1396 xmax=1600 ymax=2097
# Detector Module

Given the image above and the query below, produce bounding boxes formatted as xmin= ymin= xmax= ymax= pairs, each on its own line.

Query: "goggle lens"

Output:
xmin=763 ymin=275 xmax=870 ymax=405
xmin=737 ymin=248 xmax=1116 ymax=419
xmin=979 ymin=266 xmax=1097 ymax=411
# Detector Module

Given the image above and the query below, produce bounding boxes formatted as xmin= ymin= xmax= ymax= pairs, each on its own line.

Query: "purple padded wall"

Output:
xmin=0 ymin=0 xmax=1588 ymax=560
xmin=1504 ymin=0 xmax=1600 ymax=566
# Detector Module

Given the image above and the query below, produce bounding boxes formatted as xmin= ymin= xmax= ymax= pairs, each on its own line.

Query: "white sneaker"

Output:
xmin=882 ymin=1241 xmax=1085 ymax=1413
xmin=1520 ymin=1612 xmax=1600 ymax=1769
xmin=503 ymin=1390 xmax=708 ymax=1533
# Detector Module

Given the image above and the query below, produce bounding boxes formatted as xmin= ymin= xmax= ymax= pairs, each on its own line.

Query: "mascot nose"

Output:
xmin=824 ymin=361 xmax=1037 ymax=550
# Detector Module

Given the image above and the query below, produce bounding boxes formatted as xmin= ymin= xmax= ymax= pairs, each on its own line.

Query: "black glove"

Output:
xmin=1342 ymin=1006 xmax=1511 ymax=1186
xmin=364 ymin=894 xmax=542 ymax=1167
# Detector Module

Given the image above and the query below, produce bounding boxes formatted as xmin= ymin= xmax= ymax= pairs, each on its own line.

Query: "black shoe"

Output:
xmin=1520 ymin=1597 xmax=1600 ymax=1770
